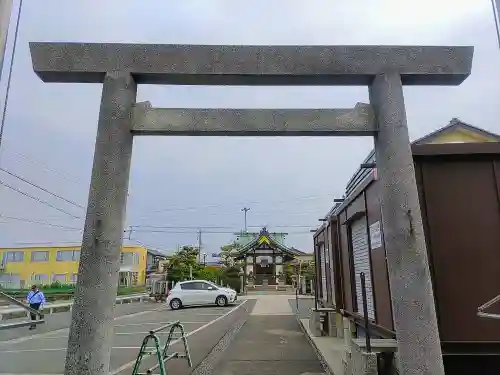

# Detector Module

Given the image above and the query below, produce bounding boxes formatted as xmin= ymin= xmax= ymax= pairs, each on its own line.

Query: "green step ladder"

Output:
xmin=131 ymin=320 xmax=192 ymax=375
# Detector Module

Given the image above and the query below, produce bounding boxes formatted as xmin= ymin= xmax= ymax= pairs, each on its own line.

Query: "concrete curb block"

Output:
xmin=294 ymin=313 xmax=335 ymax=375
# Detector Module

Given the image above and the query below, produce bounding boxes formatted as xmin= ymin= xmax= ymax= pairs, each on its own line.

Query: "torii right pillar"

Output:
xmin=370 ymin=72 xmax=444 ymax=375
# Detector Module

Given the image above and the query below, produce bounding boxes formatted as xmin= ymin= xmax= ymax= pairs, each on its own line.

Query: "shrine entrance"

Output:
xmin=234 ymin=227 xmax=305 ymax=286
xmin=29 ymin=41 xmax=473 ymax=375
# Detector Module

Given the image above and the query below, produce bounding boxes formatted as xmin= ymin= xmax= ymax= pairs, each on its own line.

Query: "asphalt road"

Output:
xmin=0 ymin=299 xmax=252 ymax=375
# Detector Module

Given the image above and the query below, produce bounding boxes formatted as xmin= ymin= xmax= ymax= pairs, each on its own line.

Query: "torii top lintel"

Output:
xmin=29 ymin=43 xmax=473 ymax=86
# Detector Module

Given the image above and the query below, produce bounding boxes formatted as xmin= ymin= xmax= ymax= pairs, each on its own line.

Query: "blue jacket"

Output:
xmin=26 ymin=290 xmax=46 ymax=305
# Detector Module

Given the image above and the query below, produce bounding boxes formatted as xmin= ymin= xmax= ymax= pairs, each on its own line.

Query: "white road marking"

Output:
xmin=0 ymin=346 xmax=154 ymax=353
xmin=0 ymin=348 xmax=66 ymax=353
xmin=0 ymin=305 xmax=165 ymax=346
xmin=114 ymin=331 xmax=190 ymax=336
xmin=113 ymin=321 xmax=207 ymax=327
xmin=195 ymin=313 xmax=226 ymax=316
xmin=0 ymin=300 xmax=247 ymax=360
xmin=109 ymin=299 xmax=248 ymax=375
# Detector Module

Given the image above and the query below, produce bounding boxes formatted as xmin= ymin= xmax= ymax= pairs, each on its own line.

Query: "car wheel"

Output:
xmin=170 ymin=298 xmax=182 ymax=310
xmin=216 ymin=295 xmax=228 ymax=307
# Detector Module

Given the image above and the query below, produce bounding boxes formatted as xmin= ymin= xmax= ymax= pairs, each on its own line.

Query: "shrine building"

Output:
xmin=234 ymin=227 xmax=306 ymax=286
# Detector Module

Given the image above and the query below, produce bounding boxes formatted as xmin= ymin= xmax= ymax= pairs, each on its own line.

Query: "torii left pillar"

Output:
xmin=64 ymin=72 xmax=136 ymax=375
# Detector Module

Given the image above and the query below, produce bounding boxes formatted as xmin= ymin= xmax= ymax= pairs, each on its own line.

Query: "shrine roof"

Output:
xmin=235 ymin=228 xmax=306 ymax=257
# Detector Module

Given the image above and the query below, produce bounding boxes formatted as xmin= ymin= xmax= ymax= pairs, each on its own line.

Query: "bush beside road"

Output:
xmin=2 ymin=284 xmax=146 ymax=297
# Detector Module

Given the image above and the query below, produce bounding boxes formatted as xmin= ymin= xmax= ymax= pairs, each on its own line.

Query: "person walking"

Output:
xmin=26 ymin=284 xmax=45 ymax=330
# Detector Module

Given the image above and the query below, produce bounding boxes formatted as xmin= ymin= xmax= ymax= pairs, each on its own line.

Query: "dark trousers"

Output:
xmin=29 ymin=303 xmax=41 ymax=328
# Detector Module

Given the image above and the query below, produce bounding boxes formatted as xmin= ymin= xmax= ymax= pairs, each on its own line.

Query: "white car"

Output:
xmin=166 ymin=280 xmax=237 ymax=310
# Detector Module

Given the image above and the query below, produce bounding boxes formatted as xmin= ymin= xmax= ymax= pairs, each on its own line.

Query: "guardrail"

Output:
xmin=339 ymin=273 xmax=396 ymax=341
xmin=0 ymin=293 xmax=149 ymax=320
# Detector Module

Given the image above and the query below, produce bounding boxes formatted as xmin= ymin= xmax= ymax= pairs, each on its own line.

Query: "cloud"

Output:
xmin=0 ymin=0 xmax=498 ymax=254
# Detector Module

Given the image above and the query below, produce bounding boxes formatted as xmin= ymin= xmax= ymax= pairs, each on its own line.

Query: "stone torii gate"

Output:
xmin=29 ymin=43 xmax=473 ymax=375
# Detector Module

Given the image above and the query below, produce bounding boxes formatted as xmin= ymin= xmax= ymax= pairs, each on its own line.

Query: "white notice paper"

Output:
xmin=369 ymin=221 xmax=382 ymax=249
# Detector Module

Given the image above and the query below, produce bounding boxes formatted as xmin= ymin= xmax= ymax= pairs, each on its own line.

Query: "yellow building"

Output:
xmin=0 ymin=245 xmax=147 ymax=289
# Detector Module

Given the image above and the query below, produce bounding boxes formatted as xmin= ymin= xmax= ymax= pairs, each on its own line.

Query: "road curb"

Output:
xmin=293 ymin=308 xmax=335 ymax=375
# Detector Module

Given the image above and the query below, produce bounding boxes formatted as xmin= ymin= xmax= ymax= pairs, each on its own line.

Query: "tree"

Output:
xmin=221 ymin=265 xmax=242 ymax=293
xmin=167 ymin=245 xmax=200 ymax=282
xmin=219 ymin=242 xmax=242 ymax=268
xmin=195 ymin=266 xmax=223 ymax=283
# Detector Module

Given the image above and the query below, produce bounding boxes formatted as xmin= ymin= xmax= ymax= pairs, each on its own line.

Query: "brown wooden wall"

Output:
xmin=324 ymin=221 xmax=334 ymax=306
xmin=338 ymin=210 xmax=354 ymax=313
xmin=329 ymin=218 xmax=343 ymax=310
xmin=313 ymin=226 xmax=326 ymax=302
xmin=364 ymin=182 xmax=394 ymax=330
xmin=329 ymin=144 xmax=500 ymax=346
xmin=417 ymin=155 xmax=500 ymax=343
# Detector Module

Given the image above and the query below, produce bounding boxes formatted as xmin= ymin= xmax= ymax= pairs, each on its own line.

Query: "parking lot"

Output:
xmin=0 ymin=300 xmax=250 ymax=375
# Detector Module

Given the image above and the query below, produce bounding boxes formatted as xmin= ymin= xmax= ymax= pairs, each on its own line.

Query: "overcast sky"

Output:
xmin=0 ymin=0 xmax=498 ymax=257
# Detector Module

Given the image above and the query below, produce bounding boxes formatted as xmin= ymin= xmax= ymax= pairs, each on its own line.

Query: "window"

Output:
xmin=119 ymin=272 xmax=130 ymax=287
xmin=180 ymin=282 xmax=196 ymax=290
xmin=52 ymin=274 xmax=66 ymax=282
xmin=131 ymin=272 xmax=138 ymax=286
xmin=0 ymin=273 xmax=21 ymax=288
xmin=182 ymin=282 xmax=217 ymax=290
xmin=31 ymin=251 xmax=49 ymax=262
xmin=56 ymin=250 xmax=80 ymax=261
xmin=120 ymin=252 xmax=140 ymax=266
xmin=32 ymin=274 xmax=48 ymax=283
xmin=198 ymin=282 xmax=217 ymax=290
xmin=5 ymin=251 xmax=24 ymax=262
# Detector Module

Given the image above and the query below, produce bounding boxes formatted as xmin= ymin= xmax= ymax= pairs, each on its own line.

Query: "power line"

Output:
xmin=1 ymin=147 xmax=83 ymax=184
xmin=241 ymin=207 xmax=250 ymax=232
xmin=0 ymin=179 xmax=81 ymax=219
xmin=132 ymin=205 xmax=330 ymax=225
xmin=0 ymin=167 xmax=85 ymax=209
xmin=0 ymin=214 xmax=82 ymax=231
xmin=1 ymin=219 xmax=313 ymax=234
xmin=128 ymin=238 xmax=171 ymax=255
xmin=131 ymin=229 xmax=312 ymax=234
xmin=133 ymin=194 xmax=336 ymax=221
xmin=131 ymin=224 xmax=314 ymax=229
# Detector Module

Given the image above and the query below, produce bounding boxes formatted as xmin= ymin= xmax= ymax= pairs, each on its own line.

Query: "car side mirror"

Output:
xmin=207 ymin=286 xmax=214 ymax=290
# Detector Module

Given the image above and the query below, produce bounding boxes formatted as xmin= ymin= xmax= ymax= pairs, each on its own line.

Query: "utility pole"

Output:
xmin=124 ymin=226 xmax=134 ymax=240
xmin=197 ymin=228 xmax=202 ymax=263
xmin=241 ymin=207 xmax=250 ymax=232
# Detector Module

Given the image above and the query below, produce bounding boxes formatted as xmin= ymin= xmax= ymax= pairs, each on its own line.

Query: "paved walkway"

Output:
xmin=0 ymin=301 xmax=250 ymax=375
xmin=214 ymin=295 xmax=325 ymax=375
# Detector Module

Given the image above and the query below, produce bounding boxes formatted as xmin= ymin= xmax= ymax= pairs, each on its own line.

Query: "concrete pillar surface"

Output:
xmin=369 ymin=72 xmax=444 ymax=375
xmin=0 ymin=0 xmax=12 ymax=81
xmin=64 ymin=72 xmax=136 ymax=375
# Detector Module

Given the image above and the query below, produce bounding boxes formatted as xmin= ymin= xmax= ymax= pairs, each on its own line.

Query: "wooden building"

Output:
xmin=313 ymin=119 xmax=500 ymax=374
xmin=235 ymin=227 xmax=306 ymax=285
